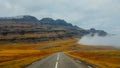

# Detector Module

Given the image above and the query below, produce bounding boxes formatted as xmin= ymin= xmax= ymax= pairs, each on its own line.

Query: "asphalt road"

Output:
xmin=26 ymin=52 xmax=93 ymax=68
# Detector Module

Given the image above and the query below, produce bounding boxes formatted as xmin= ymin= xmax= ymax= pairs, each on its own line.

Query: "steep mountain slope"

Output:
xmin=0 ymin=15 xmax=107 ymax=43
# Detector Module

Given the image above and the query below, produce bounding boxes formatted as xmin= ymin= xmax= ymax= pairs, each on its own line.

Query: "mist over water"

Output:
xmin=78 ymin=34 xmax=120 ymax=47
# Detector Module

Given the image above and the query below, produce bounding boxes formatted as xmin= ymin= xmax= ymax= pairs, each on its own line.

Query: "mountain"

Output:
xmin=0 ymin=15 xmax=108 ymax=43
xmin=39 ymin=18 xmax=73 ymax=26
xmin=0 ymin=15 xmax=39 ymax=23
xmin=87 ymin=28 xmax=107 ymax=36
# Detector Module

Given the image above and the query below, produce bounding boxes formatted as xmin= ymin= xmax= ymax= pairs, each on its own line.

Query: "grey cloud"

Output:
xmin=0 ymin=0 xmax=120 ymax=34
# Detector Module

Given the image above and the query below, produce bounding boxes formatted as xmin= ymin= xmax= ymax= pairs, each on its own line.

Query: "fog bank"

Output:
xmin=78 ymin=34 xmax=120 ymax=47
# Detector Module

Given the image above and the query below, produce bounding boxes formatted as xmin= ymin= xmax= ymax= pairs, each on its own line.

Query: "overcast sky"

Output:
xmin=0 ymin=0 xmax=120 ymax=34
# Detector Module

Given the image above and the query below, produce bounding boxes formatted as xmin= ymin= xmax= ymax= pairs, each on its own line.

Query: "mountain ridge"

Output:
xmin=0 ymin=15 xmax=107 ymax=43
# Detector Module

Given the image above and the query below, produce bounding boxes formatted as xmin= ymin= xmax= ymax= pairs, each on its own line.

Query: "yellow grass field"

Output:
xmin=0 ymin=38 xmax=119 ymax=68
xmin=66 ymin=50 xmax=120 ymax=68
xmin=0 ymin=38 xmax=78 ymax=68
xmin=0 ymin=50 xmax=54 ymax=68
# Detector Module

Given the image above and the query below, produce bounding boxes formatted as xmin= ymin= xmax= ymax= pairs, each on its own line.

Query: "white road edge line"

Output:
xmin=77 ymin=60 xmax=82 ymax=63
xmin=88 ymin=66 xmax=92 ymax=68
xmin=57 ymin=54 xmax=60 ymax=61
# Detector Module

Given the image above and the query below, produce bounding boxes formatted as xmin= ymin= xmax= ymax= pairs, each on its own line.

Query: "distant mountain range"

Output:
xmin=0 ymin=15 xmax=107 ymax=42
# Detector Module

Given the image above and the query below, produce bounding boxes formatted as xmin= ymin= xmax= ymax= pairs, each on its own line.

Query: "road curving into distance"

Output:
xmin=26 ymin=52 xmax=93 ymax=68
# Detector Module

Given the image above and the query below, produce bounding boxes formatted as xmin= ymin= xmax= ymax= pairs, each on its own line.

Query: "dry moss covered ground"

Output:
xmin=0 ymin=38 xmax=119 ymax=68
xmin=0 ymin=38 xmax=78 ymax=68
xmin=0 ymin=50 xmax=54 ymax=68
xmin=66 ymin=50 xmax=120 ymax=68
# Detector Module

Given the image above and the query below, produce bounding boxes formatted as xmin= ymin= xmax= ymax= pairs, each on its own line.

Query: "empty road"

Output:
xmin=26 ymin=52 xmax=93 ymax=68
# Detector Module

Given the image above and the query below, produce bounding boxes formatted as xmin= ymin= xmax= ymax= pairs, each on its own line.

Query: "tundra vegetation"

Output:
xmin=0 ymin=38 xmax=119 ymax=68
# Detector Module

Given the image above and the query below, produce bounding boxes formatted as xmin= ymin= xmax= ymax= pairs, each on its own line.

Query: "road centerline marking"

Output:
xmin=55 ymin=61 xmax=58 ymax=68
xmin=55 ymin=53 xmax=60 ymax=68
